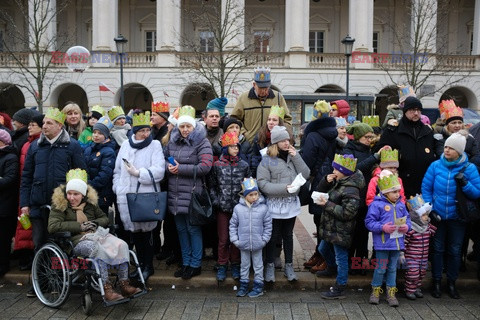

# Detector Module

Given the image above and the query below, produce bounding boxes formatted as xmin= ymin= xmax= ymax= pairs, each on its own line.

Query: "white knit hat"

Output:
xmin=66 ymin=179 xmax=87 ymax=196
xmin=177 ymin=115 xmax=196 ymax=128
xmin=445 ymin=131 xmax=467 ymax=155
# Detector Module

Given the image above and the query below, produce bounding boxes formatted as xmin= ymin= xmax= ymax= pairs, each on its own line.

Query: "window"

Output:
xmin=373 ymin=32 xmax=379 ymax=53
xmin=0 ymin=30 xmax=3 ymax=52
xmin=254 ymin=31 xmax=270 ymax=53
xmin=145 ymin=31 xmax=156 ymax=52
xmin=309 ymin=31 xmax=324 ymax=53
xmin=200 ymin=31 xmax=214 ymax=52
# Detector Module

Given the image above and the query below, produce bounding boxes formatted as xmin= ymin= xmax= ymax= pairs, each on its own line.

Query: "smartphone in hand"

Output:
xmin=168 ymin=156 xmax=176 ymax=166
xmin=122 ymin=158 xmax=131 ymax=168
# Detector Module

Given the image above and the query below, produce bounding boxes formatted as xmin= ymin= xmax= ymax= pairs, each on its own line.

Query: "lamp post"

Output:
xmin=341 ymin=35 xmax=355 ymax=105
xmin=114 ymin=35 xmax=128 ymax=109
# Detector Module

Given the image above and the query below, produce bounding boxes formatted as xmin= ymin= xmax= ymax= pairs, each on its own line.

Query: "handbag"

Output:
xmin=188 ymin=166 xmax=214 ymax=226
xmin=455 ymin=163 xmax=480 ymax=223
xmin=298 ymin=178 xmax=312 ymax=206
xmin=127 ymin=169 xmax=167 ymax=222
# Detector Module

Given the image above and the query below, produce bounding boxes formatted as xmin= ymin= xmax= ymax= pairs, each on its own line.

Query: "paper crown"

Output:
xmin=362 ymin=115 xmax=380 ymax=127
xmin=179 ymin=105 xmax=196 ymax=118
xmin=96 ymin=116 xmax=113 ymax=130
xmin=45 ymin=107 xmax=66 ymax=124
xmin=132 ymin=111 xmax=151 ymax=127
xmin=380 ymin=149 xmax=399 ymax=168
xmin=398 ymin=85 xmax=416 ymax=103
xmin=66 ymin=168 xmax=88 ymax=183
xmin=152 ymin=101 xmax=170 ymax=114
xmin=242 ymin=177 xmax=259 ymax=196
xmin=443 ymin=106 xmax=463 ymax=122
xmin=335 ymin=117 xmax=347 ymax=127
xmin=254 ymin=67 xmax=271 ymax=85
xmin=91 ymin=105 xmax=105 ymax=116
xmin=378 ymin=170 xmax=401 ymax=194
xmin=439 ymin=99 xmax=457 ymax=116
xmin=312 ymin=100 xmax=331 ymax=120
xmin=332 ymin=154 xmax=357 ymax=175
xmin=108 ymin=106 xmax=125 ymax=121
xmin=407 ymin=194 xmax=425 ymax=211
xmin=221 ymin=132 xmax=239 ymax=147
xmin=269 ymin=105 xmax=286 ymax=119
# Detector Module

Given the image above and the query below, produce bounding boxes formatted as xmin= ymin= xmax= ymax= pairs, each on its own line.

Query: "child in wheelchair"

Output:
xmin=47 ymin=169 xmax=142 ymax=302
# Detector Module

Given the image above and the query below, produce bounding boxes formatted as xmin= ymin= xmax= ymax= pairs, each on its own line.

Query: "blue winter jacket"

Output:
xmin=422 ymin=153 xmax=480 ymax=220
xmin=365 ymin=193 xmax=411 ymax=251
xmin=84 ymin=139 xmax=117 ymax=208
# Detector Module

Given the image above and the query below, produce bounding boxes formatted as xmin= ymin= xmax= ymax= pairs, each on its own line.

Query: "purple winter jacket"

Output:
xmin=365 ymin=194 xmax=411 ymax=251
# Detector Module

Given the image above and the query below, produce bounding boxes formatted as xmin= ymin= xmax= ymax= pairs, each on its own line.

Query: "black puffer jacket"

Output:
xmin=0 ymin=145 xmax=19 ymax=218
xmin=208 ymin=154 xmax=251 ymax=213
xmin=11 ymin=127 xmax=29 ymax=154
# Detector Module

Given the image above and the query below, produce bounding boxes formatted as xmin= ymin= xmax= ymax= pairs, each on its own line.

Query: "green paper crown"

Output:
xmin=133 ymin=111 xmax=151 ymax=127
xmin=269 ymin=105 xmax=286 ymax=119
xmin=362 ymin=115 xmax=380 ymax=127
xmin=333 ymin=154 xmax=357 ymax=173
xmin=45 ymin=107 xmax=66 ymax=124
xmin=91 ymin=105 xmax=105 ymax=116
xmin=66 ymin=168 xmax=88 ymax=183
xmin=108 ymin=106 xmax=125 ymax=121
xmin=179 ymin=105 xmax=196 ymax=118
xmin=378 ymin=173 xmax=401 ymax=193
xmin=380 ymin=149 xmax=399 ymax=165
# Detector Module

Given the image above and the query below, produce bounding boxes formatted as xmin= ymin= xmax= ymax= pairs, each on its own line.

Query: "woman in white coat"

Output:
xmin=113 ymin=111 xmax=165 ymax=281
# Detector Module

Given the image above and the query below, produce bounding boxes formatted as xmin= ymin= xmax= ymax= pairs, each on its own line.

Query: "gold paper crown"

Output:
xmin=378 ymin=172 xmax=401 ymax=193
xmin=439 ymin=100 xmax=456 ymax=115
xmin=133 ymin=111 xmax=151 ymax=127
xmin=333 ymin=154 xmax=357 ymax=173
xmin=66 ymin=168 xmax=88 ymax=183
xmin=362 ymin=115 xmax=380 ymax=127
xmin=152 ymin=101 xmax=170 ymax=113
xmin=45 ymin=107 xmax=66 ymax=124
xmin=380 ymin=149 xmax=399 ymax=166
xmin=179 ymin=105 xmax=196 ymax=118
xmin=269 ymin=105 xmax=285 ymax=119
xmin=91 ymin=105 xmax=105 ymax=116
xmin=108 ymin=106 xmax=125 ymax=121
xmin=443 ymin=106 xmax=463 ymax=121
xmin=221 ymin=132 xmax=239 ymax=147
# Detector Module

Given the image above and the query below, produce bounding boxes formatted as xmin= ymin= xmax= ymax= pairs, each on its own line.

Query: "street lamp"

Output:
xmin=341 ymin=35 xmax=355 ymax=105
xmin=114 ymin=34 xmax=128 ymax=109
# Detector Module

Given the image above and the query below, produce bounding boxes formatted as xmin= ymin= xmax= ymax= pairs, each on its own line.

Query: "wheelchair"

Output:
xmin=31 ymin=231 xmax=147 ymax=315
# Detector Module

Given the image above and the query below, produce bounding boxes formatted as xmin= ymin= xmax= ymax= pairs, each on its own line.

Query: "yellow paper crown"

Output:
xmin=91 ymin=105 xmax=105 ymax=116
xmin=443 ymin=106 xmax=463 ymax=121
xmin=439 ymin=99 xmax=456 ymax=115
xmin=108 ymin=106 xmax=125 ymax=121
xmin=221 ymin=132 xmax=239 ymax=147
xmin=66 ymin=168 xmax=88 ymax=183
xmin=269 ymin=105 xmax=285 ymax=119
xmin=312 ymin=100 xmax=331 ymax=120
xmin=179 ymin=105 xmax=196 ymax=118
xmin=378 ymin=171 xmax=401 ymax=193
xmin=362 ymin=115 xmax=380 ymax=127
xmin=152 ymin=101 xmax=170 ymax=113
xmin=380 ymin=149 xmax=399 ymax=167
xmin=133 ymin=111 xmax=151 ymax=127
xmin=333 ymin=154 xmax=357 ymax=174
xmin=45 ymin=107 xmax=66 ymax=124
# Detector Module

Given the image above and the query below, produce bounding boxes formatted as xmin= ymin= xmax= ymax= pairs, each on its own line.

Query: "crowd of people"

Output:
xmin=1 ymin=67 xmax=480 ymax=305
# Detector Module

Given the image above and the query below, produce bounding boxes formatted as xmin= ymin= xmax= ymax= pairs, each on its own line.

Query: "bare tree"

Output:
xmin=0 ymin=0 xmax=71 ymax=113
xmin=178 ymin=0 xmax=274 ymax=98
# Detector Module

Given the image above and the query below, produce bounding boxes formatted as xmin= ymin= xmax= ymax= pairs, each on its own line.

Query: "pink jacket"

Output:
xmin=366 ymin=167 xmax=406 ymax=206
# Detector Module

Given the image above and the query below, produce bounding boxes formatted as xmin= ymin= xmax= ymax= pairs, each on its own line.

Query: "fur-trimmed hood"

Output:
xmin=51 ymin=184 xmax=99 ymax=212
xmin=303 ymin=116 xmax=337 ymax=141
xmin=37 ymin=128 xmax=71 ymax=146
xmin=170 ymin=122 xmax=207 ymax=145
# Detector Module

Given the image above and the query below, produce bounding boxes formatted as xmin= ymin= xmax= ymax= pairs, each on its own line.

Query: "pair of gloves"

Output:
xmin=124 ymin=162 xmax=140 ymax=177
xmin=381 ymin=222 xmax=408 ymax=234
xmin=80 ymin=221 xmax=98 ymax=232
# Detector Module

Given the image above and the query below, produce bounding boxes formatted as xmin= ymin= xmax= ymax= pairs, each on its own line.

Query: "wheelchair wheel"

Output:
xmin=32 ymin=243 xmax=71 ymax=308
xmin=82 ymin=292 xmax=93 ymax=315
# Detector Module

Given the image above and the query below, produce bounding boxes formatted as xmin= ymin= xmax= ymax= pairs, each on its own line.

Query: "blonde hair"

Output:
xmin=266 ymin=143 xmax=279 ymax=157
xmin=62 ymin=102 xmax=86 ymax=133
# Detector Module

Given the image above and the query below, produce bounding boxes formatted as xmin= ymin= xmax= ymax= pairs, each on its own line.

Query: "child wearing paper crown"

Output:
xmin=208 ymin=132 xmax=251 ymax=282
xmin=229 ymin=178 xmax=272 ymax=298
xmin=365 ymin=170 xmax=411 ymax=307
xmin=366 ymin=149 xmax=405 ymax=206
xmin=402 ymin=195 xmax=436 ymax=300
xmin=313 ymin=154 xmax=365 ymax=300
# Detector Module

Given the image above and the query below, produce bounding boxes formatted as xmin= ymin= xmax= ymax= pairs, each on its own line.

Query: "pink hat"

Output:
xmin=420 ymin=115 xmax=430 ymax=125
xmin=0 ymin=129 xmax=12 ymax=146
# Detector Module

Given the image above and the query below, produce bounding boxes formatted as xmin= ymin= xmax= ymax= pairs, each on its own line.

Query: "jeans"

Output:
xmin=266 ymin=217 xmax=296 ymax=263
xmin=217 ymin=211 xmax=240 ymax=265
xmin=432 ymin=219 xmax=466 ymax=281
xmin=318 ymin=240 xmax=349 ymax=286
xmin=174 ymin=214 xmax=203 ymax=268
xmin=371 ymin=250 xmax=400 ymax=287
xmin=240 ymin=249 xmax=263 ymax=282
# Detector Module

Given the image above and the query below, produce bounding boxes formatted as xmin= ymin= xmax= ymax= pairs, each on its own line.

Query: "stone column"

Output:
xmin=222 ymin=0 xmax=245 ymax=50
xmin=92 ymin=0 xmax=118 ymax=51
xmin=156 ymin=0 xmax=181 ymax=51
xmin=348 ymin=0 xmax=373 ymax=52
xmin=472 ymin=0 xmax=480 ymax=54
xmin=29 ymin=0 xmax=57 ymax=51
xmin=284 ymin=0 xmax=309 ymax=52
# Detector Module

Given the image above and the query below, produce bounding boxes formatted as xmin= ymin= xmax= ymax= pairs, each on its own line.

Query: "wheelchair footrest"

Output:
xmin=103 ymin=297 xmax=130 ymax=307
xmin=130 ymin=289 xmax=148 ymax=299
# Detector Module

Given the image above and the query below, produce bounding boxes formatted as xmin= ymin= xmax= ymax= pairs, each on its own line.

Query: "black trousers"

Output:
xmin=266 ymin=217 xmax=296 ymax=264
xmin=0 ymin=216 xmax=17 ymax=273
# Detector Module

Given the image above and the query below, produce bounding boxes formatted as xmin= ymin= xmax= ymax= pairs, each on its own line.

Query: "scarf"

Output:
xmin=265 ymin=130 xmax=271 ymax=146
xmin=128 ymin=134 xmax=153 ymax=149
xmin=278 ymin=149 xmax=289 ymax=163
xmin=207 ymin=127 xmax=220 ymax=139
xmin=71 ymin=202 xmax=88 ymax=224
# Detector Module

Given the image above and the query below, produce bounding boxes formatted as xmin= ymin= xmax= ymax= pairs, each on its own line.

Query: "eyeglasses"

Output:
xmin=407 ymin=108 xmax=422 ymax=113
xmin=363 ymin=135 xmax=376 ymax=140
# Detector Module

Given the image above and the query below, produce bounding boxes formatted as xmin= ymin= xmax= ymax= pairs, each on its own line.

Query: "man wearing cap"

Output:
xmin=11 ymin=108 xmax=41 ymax=153
xmin=231 ymin=67 xmax=292 ymax=143
xmin=203 ymin=97 xmax=227 ymax=149
xmin=376 ymin=96 xmax=436 ymax=198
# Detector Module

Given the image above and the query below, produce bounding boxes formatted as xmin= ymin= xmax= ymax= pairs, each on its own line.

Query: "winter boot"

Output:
xmin=414 ymin=288 xmax=424 ymax=298
xmin=231 ymin=264 xmax=240 ymax=280
xmin=311 ymin=261 xmax=327 ymax=273
xmin=236 ymin=280 xmax=249 ymax=297
xmin=321 ymin=283 xmax=346 ymax=300
xmin=264 ymin=263 xmax=275 ymax=283
xmin=447 ymin=279 xmax=460 ymax=299
xmin=248 ymin=280 xmax=264 ymax=298
xmin=405 ymin=291 xmax=416 ymax=300
xmin=103 ymin=283 xmax=125 ymax=302
xmin=119 ymin=280 xmax=142 ymax=298
xmin=284 ymin=263 xmax=297 ymax=281
xmin=369 ymin=286 xmax=383 ymax=305
xmin=316 ymin=265 xmax=336 ymax=277
xmin=217 ymin=265 xmax=227 ymax=282
xmin=304 ymin=251 xmax=323 ymax=268
xmin=386 ymin=287 xmax=399 ymax=307
xmin=431 ymin=278 xmax=442 ymax=298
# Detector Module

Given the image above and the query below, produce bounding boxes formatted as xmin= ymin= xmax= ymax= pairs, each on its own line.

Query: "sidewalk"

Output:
xmin=3 ymin=207 xmax=479 ymax=292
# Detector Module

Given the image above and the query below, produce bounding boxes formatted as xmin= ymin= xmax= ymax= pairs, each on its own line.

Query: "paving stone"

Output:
xmin=256 ymin=302 xmax=273 ymax=315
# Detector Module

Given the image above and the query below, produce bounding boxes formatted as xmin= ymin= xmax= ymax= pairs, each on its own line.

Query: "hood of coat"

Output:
xmin=247 ymin=87 xmax=275 ymax=100
xmin=238 ymin=194 xmax=266 ymax=207
xmin=37 ymin=128 xmax=70 ymax=145
xmin=372 ymin=192 xmax=402 ymax=205
xmin=440 ymin=152 xmax=468 ymax=168
xmin=91 ymin=139 xmax=116 ymax=151
xmin=303 ymin=116 xmax=338 ymax=140
xmin=170 ymin=122 xmax=207 ymax=145
xmin=337 ymin=169 xmax=365 ymax=190
xmin=0 ymin=144 xmax=17 ymax=155
xmin=345 ymin=139 xmax=371 ymax=153
xmin=51 ymin=184 xmax=99 ymax=212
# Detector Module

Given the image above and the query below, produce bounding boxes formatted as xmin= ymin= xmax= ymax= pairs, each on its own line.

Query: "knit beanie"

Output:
xmin=0 ymin=129 xmax=12 ymax=145
xmin=444 ymin=131 xmax=467 ymax=155
xmin=270 ymin=126 xmax=290 ymax=144
xmin=223 ymin=117 xmax=242 ymax=132
xmin=402 ymin=96 xmax=423 ymax=113
xmin=90 ymin=111 xmax=103 ymax=121
xmin=93 ymin=122 xmax=110 ymax=139
xmin=66 ymin=179 xmax=87 ymax=196
xmin=12 ymin=108 xmax=35 ymax=126
xmin=31 ymin=114 xmax=45 ymax=128
xmin=206 ymin=97 xmax=228 ymax=116
xmin=346 ymin=123 xmax=373 ymax=141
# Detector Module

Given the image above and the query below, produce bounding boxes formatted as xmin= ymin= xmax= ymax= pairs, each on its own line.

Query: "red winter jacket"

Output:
xmin=366 ymin=166 xmax=406 ymax=206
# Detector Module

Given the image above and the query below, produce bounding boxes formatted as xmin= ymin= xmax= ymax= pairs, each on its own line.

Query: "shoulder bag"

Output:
xmin=189 ymin=166 xmax=214 ymax=226
xmin=127 ymin=169 xmax=167 ymax=222
xmin=455 ymin=163 xmax=480 ymax=223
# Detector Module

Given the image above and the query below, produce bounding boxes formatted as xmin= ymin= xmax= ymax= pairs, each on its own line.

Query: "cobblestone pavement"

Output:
xmin=1 ymin=282 xmax=480 ymax=320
